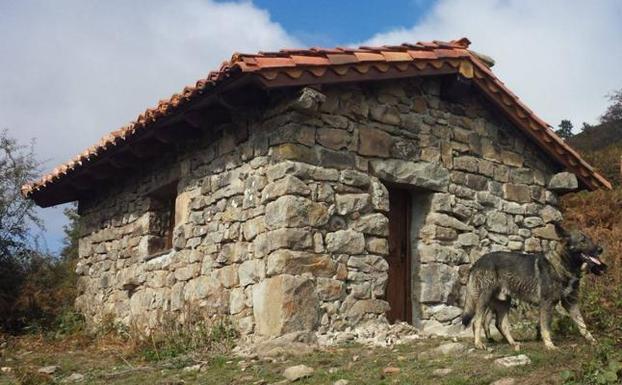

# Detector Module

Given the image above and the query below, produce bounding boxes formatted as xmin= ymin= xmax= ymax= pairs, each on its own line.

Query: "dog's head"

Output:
xmin=556 ymin=224 xmax=607 ymax=275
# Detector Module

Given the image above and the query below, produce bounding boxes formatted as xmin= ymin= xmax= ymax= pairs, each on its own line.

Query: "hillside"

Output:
xmin=561 ymin=188 xmax=622 ymax=344
xmin=567 ymin=120 xmax=622 ymax=186
xmin=562 ymin=116 xmax=622 ymax=343
xmin=569 ymin=120 xmax=622 ymax=153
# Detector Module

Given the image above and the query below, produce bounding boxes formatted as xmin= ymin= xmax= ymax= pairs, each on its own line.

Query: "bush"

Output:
xmin=1 ymin=252 xmax=78 ymax=333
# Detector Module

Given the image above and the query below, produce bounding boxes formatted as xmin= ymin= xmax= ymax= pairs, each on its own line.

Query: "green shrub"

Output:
xmin=561 ymin=340 xmax=622 ymax=384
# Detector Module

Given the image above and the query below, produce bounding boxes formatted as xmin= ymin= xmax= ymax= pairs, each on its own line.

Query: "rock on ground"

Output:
xmin=38 ymin=365 xmax=59 ymax=375
xmin=418 ymin=342 xmax=466 ymax=359
xmin=62 ymin=373 xmax=85 ymax=383
xmin=334 ymin=380 xmax=349 ymax=385
xmin=283 ymin=364 xmax=314 ymax=381
xmin=183 ymin=364 xmax=202 ymax=372
xmin=490 ymin=378 xmax=515 ymax=385
xmin=236 ymin=331 xmax=318 ymax=358
xmin=383 ymin=366 xmax=400 ymax=375
xmin=433 ymin=368 xmax=453 ymax=376
xmin=317 ymin=320 xmax=420 ymax=347
xmin=495 ymin=354 xmax=531 ymax=368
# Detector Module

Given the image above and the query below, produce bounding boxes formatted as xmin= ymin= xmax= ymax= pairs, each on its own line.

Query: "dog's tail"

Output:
xmin=461 ymin=274 xmax=477 ymax=327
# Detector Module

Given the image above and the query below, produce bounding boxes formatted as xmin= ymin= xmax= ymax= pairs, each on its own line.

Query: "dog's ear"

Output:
xmin=554 ymin=222 xmax=569 ymax=239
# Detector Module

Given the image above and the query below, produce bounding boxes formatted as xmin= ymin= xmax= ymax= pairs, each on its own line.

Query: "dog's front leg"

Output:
xmin=564 ymin=302 xmax=596 ymax=344
xmin=539 ymin=303 xmax=557 ymax=350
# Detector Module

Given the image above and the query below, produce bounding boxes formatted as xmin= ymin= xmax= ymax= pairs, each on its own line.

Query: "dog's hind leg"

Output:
xmin=473 ymin=290 xmax=494 ymax=350
xmin=473 ymin=311 xmax=486 ymax=350
xmin=483 ymin=307 xmax=494 ymax=342
xmin=562 ymin=300 xmax=596 ymax=344
xmin=539 ymin=302 xmax=557 ymax=350
xmin=493 ymin=298 xmax=520 ymax=351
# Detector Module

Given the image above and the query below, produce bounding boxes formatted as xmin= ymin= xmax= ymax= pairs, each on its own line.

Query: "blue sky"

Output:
xmin=1 ymin=0 xmax=620 ymax=254
xmin=253 ymin=0 xmax=432 ymax=47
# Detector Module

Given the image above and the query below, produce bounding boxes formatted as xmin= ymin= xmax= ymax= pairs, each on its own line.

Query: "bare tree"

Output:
xmin=600 ymin=89 xmax=622 ymax=123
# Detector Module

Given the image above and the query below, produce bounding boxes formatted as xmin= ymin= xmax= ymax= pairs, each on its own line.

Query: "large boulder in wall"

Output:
xmin=253 ymin=274 xmax=319 ymax=337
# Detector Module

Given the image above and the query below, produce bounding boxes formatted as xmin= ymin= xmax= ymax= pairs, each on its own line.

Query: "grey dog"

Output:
xmin=462 ymin=225 xmax=607 ymax=350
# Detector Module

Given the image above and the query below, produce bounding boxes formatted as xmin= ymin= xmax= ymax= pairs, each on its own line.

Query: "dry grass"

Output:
xmin=0 ymin=307 xmax=239 ymax=385
xmin=561 ymin=187 xmax=622 ymax=344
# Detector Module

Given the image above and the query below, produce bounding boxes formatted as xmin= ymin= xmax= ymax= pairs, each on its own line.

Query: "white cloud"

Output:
xmin=361 ymin=0 xmax=622 ymax=129
xmin=0 ymin=0 xmax=299 ymax=252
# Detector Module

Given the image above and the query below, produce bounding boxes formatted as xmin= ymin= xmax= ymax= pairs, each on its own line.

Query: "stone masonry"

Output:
xmin=75 ymin=77 xmax=569 ymax=338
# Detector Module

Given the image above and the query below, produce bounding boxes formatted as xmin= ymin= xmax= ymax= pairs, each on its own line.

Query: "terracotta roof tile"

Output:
xmin=379 ymin=51 xmax=412 ymax=62
xmin=353 ymin=51 xmax=386 ymax=62
xmin=411 ymin=50 xmax=441 ymax=60
xmin=326 ymin=53 xmax=359 ymax=65
xmin=290 ymin=55 xmax=331 ymax=66
xmin=252 ymin=56 xmax=297 ymax=68
xmin=22 ymin=37 xmax=611 ymax=204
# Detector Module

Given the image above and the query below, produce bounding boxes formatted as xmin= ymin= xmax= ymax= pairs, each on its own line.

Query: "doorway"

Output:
xmin=385 ymin=187 xmax=412 ymax=324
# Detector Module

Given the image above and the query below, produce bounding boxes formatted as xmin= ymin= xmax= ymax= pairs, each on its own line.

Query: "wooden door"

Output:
xmin=386 ymin=187 xmax=412 ymax=324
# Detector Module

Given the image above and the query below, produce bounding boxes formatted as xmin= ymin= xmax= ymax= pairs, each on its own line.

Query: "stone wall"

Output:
xmin=75 ymin=77 xmax=564 ymax=337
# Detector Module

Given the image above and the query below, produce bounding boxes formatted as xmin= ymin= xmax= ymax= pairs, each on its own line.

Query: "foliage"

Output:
xmin=4 ymin=251 xmax=80 ymax=333
xmin=555 ymin=119 xmax=574 ymax=140
xmin=0 ymin=129 xmax=81 ymax=332
xmin=561 ymin=340 xmax=622 ymax=385
xmin=0 ymin=129 xmax=43 ymax=331
xmin=60 ymin=204 xmax=80 ymax=264
xmin=600 ymin=88 xmax=622 ymax=124
xmin=0 ymin=129 xmax=40 ymax=258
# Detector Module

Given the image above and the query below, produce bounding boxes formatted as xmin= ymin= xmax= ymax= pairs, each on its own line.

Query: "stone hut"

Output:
xmin=22 ymin=38 xmax=610 ymax=338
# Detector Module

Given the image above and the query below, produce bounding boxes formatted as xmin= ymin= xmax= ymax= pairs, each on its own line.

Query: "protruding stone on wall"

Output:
xmin=290 ymin=87 xmax=326 ymax=113
xmin=548 ymin=172 xmax=579 ymax=193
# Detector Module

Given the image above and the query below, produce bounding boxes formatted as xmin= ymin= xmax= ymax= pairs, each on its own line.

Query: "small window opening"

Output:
xmin=147 ymin=181 xmax=178 ymax=255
